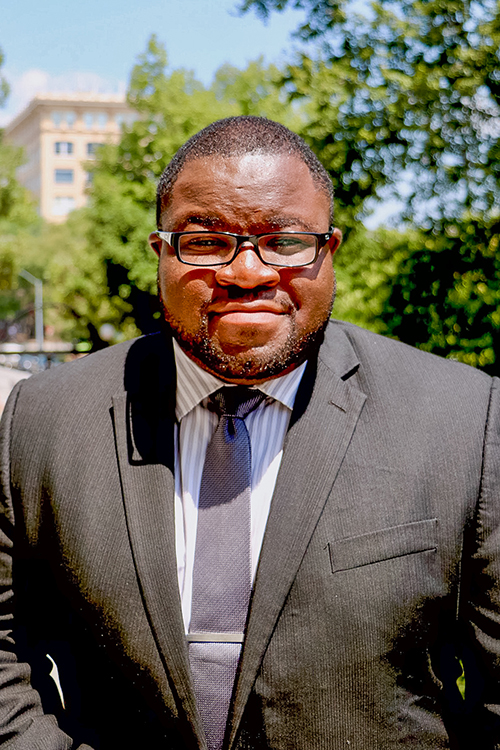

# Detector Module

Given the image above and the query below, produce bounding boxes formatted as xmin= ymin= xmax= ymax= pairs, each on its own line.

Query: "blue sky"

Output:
xmin=0 ymin=0 xmax=305 ymax=126
xmin=0 ymin=0 xmax=399 ymax=224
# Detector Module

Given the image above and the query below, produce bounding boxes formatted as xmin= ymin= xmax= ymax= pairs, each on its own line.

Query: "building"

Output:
xmin=4 ymin=93 xmax=136 ymax=222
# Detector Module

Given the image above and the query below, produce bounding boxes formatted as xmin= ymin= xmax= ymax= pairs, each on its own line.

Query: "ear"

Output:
xmin=148 ymin=232 xmax=163 ymax=258
xmin=327 ymin=227 xmax=342 ymax=256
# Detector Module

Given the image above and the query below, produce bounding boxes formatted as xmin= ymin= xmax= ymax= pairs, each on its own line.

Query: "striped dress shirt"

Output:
xmin=172 ymin=339 xmax=306 ymax=631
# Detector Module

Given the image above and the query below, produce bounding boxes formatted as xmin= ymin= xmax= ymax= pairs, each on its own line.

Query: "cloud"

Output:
xmin=0 ymin=68 xmax=127 ymax=127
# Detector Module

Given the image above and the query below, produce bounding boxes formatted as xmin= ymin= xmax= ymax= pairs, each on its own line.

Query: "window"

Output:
xmin=84 ymin=111 xmax=109 ymax=129
xmin=54 ymin=169 xmax=74 ymax=184
xmin=52 ymin=111 xmax=75 ymax=128
xmin=86 ymin=142 xmax=101 ymax=156
xmin=115 ymin=114 xmax=124 ymax=127
xmin=52 ymin=196 xmax=76 ymax=216
xmin=54 ymin=141 xmax=74 ymax=155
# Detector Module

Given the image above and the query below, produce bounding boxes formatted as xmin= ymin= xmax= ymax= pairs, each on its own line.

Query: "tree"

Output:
xmin=239 ymin=0 xmax=500 ymax=373
xmin=0 ymin=46 xmax=8 ymax=109
xmin=0 ymin=46 xmax=46 ymax=343
xmin=0 ymin=138 xmax=40 ymax=231
xmin=80 ymin=36 xmax=235 ymax=346
xmin=332 ymin=226 xmax=421 ymax=335
xmin=240 ymin=0 xmax=500 ymax=221
xmin=0 ymin=46 xmax=39 ymax=232
xmin=212 ymin=57 xmax=304 ymax=129
xmin=334 ymin=219 xmax=500 ymax=376
xmin=80 ymin=36 xmax=309 ymax=346
xmin=1 ymin=36 xmax=313 ymax=350
xmin=382 ymin=218 xmax=500 ymax=375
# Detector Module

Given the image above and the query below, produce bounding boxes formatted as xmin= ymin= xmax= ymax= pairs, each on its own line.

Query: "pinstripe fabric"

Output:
xmin=1 ymin=326 xmax=500 ymax=748
xmin=172 ymin=340 xmax=306 ymax=631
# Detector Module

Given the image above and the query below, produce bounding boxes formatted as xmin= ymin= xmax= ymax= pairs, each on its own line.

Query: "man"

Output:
xmin=0 ymin=116 xmax=499 ymax=750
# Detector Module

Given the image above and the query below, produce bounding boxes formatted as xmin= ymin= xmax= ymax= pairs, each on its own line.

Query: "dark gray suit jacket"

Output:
xmin=0 ymin=321 xmax=499 ymax=749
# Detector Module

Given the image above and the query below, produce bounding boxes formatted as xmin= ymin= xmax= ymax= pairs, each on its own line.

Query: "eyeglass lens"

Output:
xmin=178 ymin=232 xmax=317 ymax=267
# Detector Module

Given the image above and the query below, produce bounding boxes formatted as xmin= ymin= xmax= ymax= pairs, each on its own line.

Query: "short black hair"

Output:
xmin=156 ymin=115 xmax=334 ymax=227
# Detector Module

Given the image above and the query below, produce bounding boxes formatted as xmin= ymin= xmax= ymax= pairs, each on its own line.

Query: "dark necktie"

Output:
xmin=188 ymin=386 xmax=265 ymax=750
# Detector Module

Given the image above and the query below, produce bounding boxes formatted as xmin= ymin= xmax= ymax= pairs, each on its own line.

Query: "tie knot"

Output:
xmin=210 ymin=386 xmax=265 ymax=420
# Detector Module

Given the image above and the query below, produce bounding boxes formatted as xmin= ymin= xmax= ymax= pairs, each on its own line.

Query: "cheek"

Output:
xmin=159 ymin=257 xmax=214 ymax=323
xmin=287 ymin=260 xmax=335 ymax=324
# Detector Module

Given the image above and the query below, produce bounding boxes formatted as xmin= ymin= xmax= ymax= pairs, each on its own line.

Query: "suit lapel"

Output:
xmin=112 ymin=336 xmax=205 ymax=749
xmin=109 ymin=326 xmax=366 ymax=750
xmin=228 ymin=324 xmax=367 ymax=748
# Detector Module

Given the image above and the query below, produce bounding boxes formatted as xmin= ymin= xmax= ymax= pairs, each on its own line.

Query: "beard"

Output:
xmin=158 ymin=279 xmax=336 ymax=383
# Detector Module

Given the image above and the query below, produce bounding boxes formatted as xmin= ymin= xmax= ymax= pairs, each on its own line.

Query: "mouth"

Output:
xmin=208 ymin=302 xmax=288 ymax=327
xmin=203 ymin=299 xmax=293 ymax=347
xmin=208 ymin=298 xmax=291 ymax=316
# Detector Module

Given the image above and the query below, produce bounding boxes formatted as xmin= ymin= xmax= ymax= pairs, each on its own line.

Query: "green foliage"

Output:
xmin=80 ymin=36 xmax=232 ymax=344
xmin=382 ymin=218 xmax=500 ymax=374
xmin=80 ymin=36 xmax=309 ymax=346
xmin=239 ymin=0 xmax=500 ymax=373
xmin=118 ymin=36 xmax=235 ymax=191
xmin=334 ymin=218 xmax=500 ymax=375
xmin=333 ymin=226 xmax=421 ymax=335
xmin=212 ymin=58 xmax=304 ymax=129
xmin=0 ymin=47 xmax=8 ymax=109
xmin=1 ymin=213 xmax=97 ymax=344
xmin=0 ymin=134 xmax=40 ymax=231
xmin=242 ymin=0 xmax=500 ymax=224
xmin=34 ymin=211 xmax=135 ymax=345
xmin=0 ymin=118 xmax=44 ymax=336
xmin=284 ymin=55 xmax=404 ymax=230
xmin=1 ymin=35 xmax=313 ymax=349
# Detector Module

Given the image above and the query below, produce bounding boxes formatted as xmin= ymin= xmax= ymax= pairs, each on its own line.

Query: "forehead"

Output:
xmin=162 ymin=152 xmax=330 ymax=231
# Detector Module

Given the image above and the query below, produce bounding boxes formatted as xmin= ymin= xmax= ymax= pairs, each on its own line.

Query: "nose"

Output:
xmin=214 ymin=242 xmax=281 ymax=289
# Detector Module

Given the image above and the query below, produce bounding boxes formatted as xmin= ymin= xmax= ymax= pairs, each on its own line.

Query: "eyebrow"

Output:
xmin=265 ymin=216 xmax=319 ymax=232
xmin=183 ymin=215 xmax=221 ymax=229
xmin=181 ymin=215 xmax=320 ymax=232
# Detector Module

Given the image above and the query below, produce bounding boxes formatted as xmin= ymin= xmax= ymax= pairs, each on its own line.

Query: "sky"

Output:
xmin=0 ymin=0 xmax=399 ymax=225
xmin=0 ymin=0 xmax=305 ymax=127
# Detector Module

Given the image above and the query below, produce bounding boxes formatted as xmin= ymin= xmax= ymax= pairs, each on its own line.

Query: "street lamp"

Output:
xmin=19 ymin=269 xmax=44 ymax=351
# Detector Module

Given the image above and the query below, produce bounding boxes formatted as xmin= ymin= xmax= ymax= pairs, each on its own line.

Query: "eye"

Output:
xmin=181 ymin=233 xmax=233 ymax=253
xmin=262 ymin=234 xmax=312 ymax=254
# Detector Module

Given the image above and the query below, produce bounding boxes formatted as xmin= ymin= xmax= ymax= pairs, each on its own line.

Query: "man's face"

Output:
xmin=149 ymin=152 xmax=341 ymax=384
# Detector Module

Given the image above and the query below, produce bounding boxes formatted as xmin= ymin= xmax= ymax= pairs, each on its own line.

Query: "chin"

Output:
xmin=170 ymin=322 xmax=327 ymax=383
xmin=158 ymin=287 xmax=334 ymax=383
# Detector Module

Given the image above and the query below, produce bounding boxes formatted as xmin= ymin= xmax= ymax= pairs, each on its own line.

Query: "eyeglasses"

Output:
xmin=154 ymin=229 xmax=333 ymax=268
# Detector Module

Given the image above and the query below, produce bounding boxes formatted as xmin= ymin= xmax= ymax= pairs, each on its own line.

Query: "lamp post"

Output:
xmin=19 ymin=269 xmax=44 ymax=351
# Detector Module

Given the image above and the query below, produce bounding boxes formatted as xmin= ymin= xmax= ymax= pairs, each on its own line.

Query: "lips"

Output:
xmin=208 ymin=298 xmax=290 ymax=317
xmin=206 ymin=301 xmax=290 ymax=342
xmin=210 ymin=305 xmax=284 ymax=317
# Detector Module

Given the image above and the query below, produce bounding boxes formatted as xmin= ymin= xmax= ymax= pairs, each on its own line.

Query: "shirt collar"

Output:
xmin=173 ymin=338 xmax=307 ymax=421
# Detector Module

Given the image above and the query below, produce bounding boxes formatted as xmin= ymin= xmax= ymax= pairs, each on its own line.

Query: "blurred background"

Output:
xmin=1 ymin=0 xmax=499 ymax=412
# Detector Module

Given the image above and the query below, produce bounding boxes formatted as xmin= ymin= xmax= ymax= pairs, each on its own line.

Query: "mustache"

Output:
xmin=210 ymin=287 xmax=294 ymax=312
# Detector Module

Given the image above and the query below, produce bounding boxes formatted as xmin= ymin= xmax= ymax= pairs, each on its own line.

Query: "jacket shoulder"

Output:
xmin=5 ymin=333 xmax=174 ymax=415
xmin=327 ymin=319 xmax=492 ymax=386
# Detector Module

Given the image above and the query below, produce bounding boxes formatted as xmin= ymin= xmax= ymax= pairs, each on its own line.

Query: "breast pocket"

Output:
xmin=328 ymin=518 xmax=438 ymax=573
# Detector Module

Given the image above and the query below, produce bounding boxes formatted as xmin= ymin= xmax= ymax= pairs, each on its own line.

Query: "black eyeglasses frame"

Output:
xmin=154 ymin=229 xmax=334 ymax=268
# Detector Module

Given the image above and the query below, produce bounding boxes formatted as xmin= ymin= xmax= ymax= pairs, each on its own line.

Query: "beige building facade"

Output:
xmin=4 ymin=93 xmax=136 ymax=222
